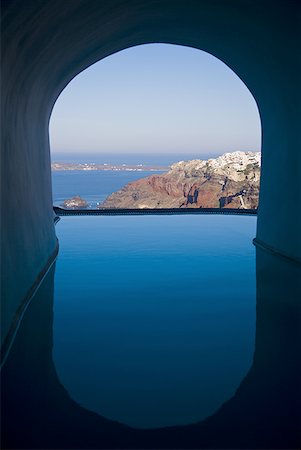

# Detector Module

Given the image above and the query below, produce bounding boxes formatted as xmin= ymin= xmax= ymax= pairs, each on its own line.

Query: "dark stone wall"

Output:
xmin=1 ymin=0 xmax=300 ymax=343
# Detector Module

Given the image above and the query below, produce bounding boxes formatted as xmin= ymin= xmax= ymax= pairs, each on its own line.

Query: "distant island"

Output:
xmin=51 ymin=162 xmax=168 ymax=172
xmin=62 ymin=196 xmax=88 ymax=209
xmin=99 ymin=151 xmax=261 ymax=210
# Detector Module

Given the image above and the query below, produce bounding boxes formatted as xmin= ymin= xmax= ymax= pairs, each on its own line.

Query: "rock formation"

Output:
xmin=62 ymin=196 xmax=88 ymax=209
xmin=100 ymin=152 xmax=261 ymax=209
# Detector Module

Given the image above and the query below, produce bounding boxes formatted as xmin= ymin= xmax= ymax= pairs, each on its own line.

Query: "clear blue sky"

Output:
xmin=50 ymin=44 xmax=261 ymax=155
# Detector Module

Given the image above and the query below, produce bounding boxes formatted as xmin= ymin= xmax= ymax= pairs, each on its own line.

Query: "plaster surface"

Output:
xmin=1 ymin=0 xmax=300 ymax=347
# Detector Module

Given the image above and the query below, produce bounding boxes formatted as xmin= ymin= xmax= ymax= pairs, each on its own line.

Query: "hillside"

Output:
xmin=100 ymin=151 xmax=261 ymax=209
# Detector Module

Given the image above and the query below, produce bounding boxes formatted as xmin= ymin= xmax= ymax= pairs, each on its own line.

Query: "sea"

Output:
xmin=51 ymin=152 xmax=257 ymax=429
xmin=51 ymin=152 xmax=221 ymax=207
xmin=51 ymin=151 xmax=221 ymax=166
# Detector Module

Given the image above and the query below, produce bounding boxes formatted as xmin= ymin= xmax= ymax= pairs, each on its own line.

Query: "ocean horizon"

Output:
xmin=51 ymin=151 xmax=260 ymax=208
xmin=51 ymin=151 xmax=230 ymax=166
xmin=51 ymin=152 xmax=222 ymax=207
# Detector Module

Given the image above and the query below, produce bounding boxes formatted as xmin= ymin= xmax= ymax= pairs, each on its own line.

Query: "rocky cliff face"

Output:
xmin=100 ymin=152 xmax=261 ymax=209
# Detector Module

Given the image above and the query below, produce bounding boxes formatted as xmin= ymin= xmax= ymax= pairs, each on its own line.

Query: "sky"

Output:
xmin=50 ymin=43 xmax=261 ymax=155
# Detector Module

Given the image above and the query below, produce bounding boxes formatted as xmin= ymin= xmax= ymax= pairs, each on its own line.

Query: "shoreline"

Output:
xmin=51 ymin=163 xmax=169 ymax=172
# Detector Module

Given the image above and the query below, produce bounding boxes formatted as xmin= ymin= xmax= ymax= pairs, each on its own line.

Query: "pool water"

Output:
xmin=53 ymin=214 xmax=256 ymax=428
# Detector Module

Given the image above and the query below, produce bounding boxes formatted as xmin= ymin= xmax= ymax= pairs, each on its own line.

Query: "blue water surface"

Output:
xmin=53 ymin=214 xmax=256 ymax=428
xmin=52 ymin=170 xmax=162 ymax=207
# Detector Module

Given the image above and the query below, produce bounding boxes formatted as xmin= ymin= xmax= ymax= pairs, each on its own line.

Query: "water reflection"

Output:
xmin=1 ymin=246 xmax=300 ymax=448
xmin=52 ymin=215 xmax=256 ymax=429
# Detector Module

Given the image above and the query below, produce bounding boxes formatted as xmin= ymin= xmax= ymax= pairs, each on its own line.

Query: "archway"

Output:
xmin=49 ymin=43 xmax=261 ymax=211
xmin=2 ymin=1 xmax=300 ymax=448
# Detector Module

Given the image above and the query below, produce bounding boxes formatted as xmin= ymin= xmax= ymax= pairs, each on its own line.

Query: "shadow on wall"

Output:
xmin=1 ymin=250 xmax=300 ymax=449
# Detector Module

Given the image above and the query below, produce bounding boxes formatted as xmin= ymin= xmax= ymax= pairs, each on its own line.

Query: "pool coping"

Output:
xmin=53 ymin=206 xmax=258 ymax=216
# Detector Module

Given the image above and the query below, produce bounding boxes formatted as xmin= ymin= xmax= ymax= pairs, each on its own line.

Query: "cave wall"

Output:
xmin=1 ymin=0 xmax=300 ymax=346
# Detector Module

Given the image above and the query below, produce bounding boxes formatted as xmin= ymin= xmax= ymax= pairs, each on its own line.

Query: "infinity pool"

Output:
xmin=53 ymin=214 xmax=256 ymax=428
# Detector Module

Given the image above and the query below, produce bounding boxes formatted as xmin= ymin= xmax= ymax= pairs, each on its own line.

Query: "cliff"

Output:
xmin=100 ymin=152 xmax=261 ymax=209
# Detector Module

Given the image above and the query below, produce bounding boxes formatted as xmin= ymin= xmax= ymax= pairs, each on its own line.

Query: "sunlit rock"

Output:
xmin=62 ymin=196 xmax=88 ymax=209
xmin=100 ymin=151 xmax=261 ymax=209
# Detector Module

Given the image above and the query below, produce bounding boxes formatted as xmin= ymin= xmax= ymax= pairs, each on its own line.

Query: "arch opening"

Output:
xmin=50 ymin=43 xmax=262 ymax=212
xmin=49 ymin=43 xmax=260 ymax=429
